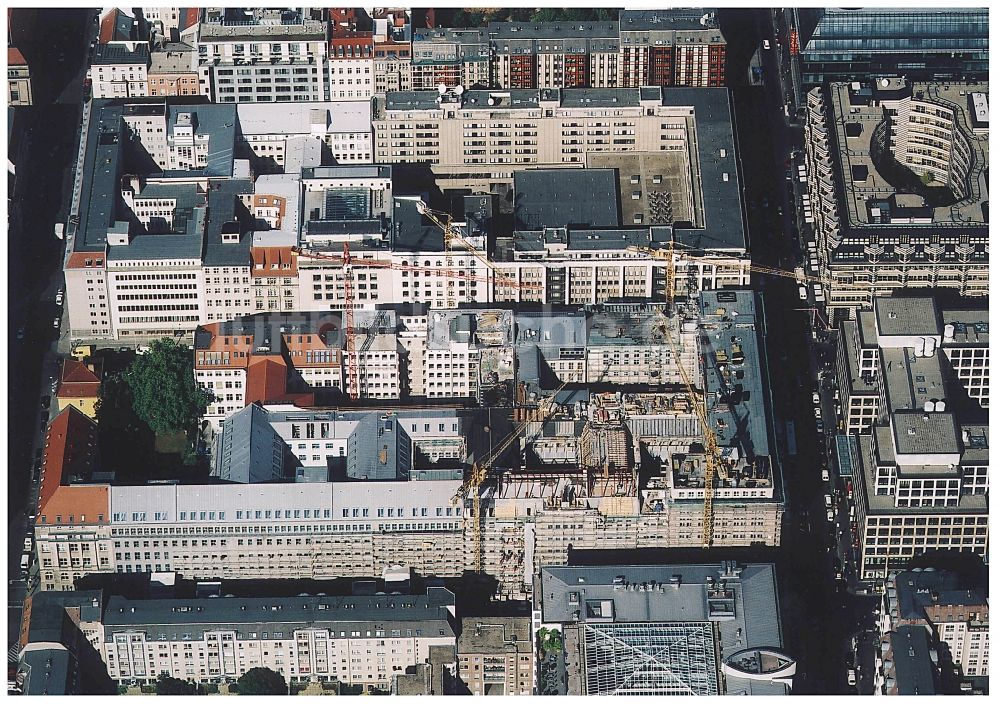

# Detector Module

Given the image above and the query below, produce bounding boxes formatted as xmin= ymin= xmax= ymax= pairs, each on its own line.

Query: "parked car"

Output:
xmin=824 ymin=494 xmax=833 ymax=509
xmin=53 ymin=317 xmax=60 ymax=329
xmin=847 ymin=669 xmax=857 ymax=687
xmin=23 ymin=538 xmax=32 ymax=552
xmin=55 ymin=289 xmax=64 ymax=306
xmin=40 ymin=395 xmax=50 ymax=408
xmin=16 ymin=326 xmax=25 ymax=340
xmin=821 ymin=469 xmax=830 ymax=482
xmin=814 ymin=407 xmax=823 ymax=419
xmin=826 ymin=508 xmax=835 ymax=522
xmin=798 ymin=286 xmax=808 ymax=301
xmin=812 ymin=391 xmax=821 ymax=405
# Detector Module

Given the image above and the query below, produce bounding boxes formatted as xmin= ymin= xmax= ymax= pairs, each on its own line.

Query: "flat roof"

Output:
xmin=513 ymin=169 xmax=620 ymax=230
xmin=236 ymin=101 xmax=372 ymax=136
xmin=890 ymin=411 xmax=961 ymax=457
xmin=874 ymin=297 xmax=940 ymax=337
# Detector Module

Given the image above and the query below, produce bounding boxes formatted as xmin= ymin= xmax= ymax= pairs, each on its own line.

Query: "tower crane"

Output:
xmin=627 ymin=244 xmax=875 ymax=291
xmin=458 ymin=377 xmax=570 ymax=573
xmin=657 ymin=312 xmax=722 ymax=548
xmin=414 ymin=200 xmax=528 ymax=296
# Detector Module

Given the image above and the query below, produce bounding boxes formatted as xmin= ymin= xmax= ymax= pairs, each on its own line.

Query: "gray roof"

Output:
xmin=458 ymin=616 xmax=532 ymax=654
xmin=874 ymin=297 xmax=941 ymax=337
xmin=202 ymin=177 xmax=254 ymax=266
xmin=893 ymin=570 xmax=987 ymax=622
xmin=392 ymin=197 xmax=444 ymax=251
xmin=93 ymin=42 xmax=150 ymax=66
xmin=149 ymin=44 xmax=196 ymax=73
xmin=698 ymin=290 xmax=771 ymax=459
xmin=345 ymin=413 xmax=412 ymax=481
xmin=619 ymin=9 xmax=721 ymax=32
xmin=20 ymin=649 xmax=74 ymax=696
xmin=890 ymin=411 xmax=961 ymax=456
xmin=101 ymin=587 xmax=456 ymax=641
xmin=213 ymin=404 xmax=286 ymax=484
xmin=540 ymin=562 xmax=786 ymax=696
xmin=513 ymin=169 xmax=620 ymax=230
xmin=890 ymin=626 xmax=936 ymax=695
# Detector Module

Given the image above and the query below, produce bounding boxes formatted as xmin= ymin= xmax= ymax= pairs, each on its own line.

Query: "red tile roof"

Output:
xmin=98 ymin=9 xmax=119 ymax=44
xmin=245 ymin=355 xmax=289 ymax=404
xmin=56 ymin=358 xmax=103 ymax=399
xmin=251 ymin=246 xmax=298 ymax=277
xmin=37 ymin=407 xmax=109 ymax=527
xmin=7 ymin=47 xmax=27 ymax=66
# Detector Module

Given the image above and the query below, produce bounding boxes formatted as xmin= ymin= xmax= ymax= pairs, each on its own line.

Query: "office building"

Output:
xmin=7 ymin=46 xmax=32 ymax=105
xmin=804 ymin=79 xmax=988 ymax=320
xmin=195 ymin=8 xmax=329 ymax=104
xmin=876 ymin=569 xmax=988 ymax=693
xmin=836 ymin=295 xmax=989 ymax=434
xmin=539 ymin=563 xmax=794 ymax=695
xmin=456 ymin=616 xmax=533 ymax=695
xmin=800 ymin=9 xmax=988 ymax=86
xmin=834 ymin=297 xmax=988 ymax=581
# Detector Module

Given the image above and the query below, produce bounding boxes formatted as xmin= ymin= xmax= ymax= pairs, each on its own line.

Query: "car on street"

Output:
xmin=847 ymin=669 xmax=857 ymax=687
xmin=40 ymin=418 xmax=48 ymax=431
xmin=16 ymin=326 xmax=26 ymax=340
xmin=40 ymin=395 xmax=50 ymax=408
xmin=23 ymin=537 xmax=32 ymax=552
xmin=55 ymin=289 xmax=64 ymax=306
xmin=814 ymin=407 xmax=822 ymax=419
xmin=798 ymin=286 xmax=808 ymax=301
xmin=827 ymin=508 xmax=835 ymax=522
xmin=53 ymin=317 xmax=61 ymax=329
xmin=812 ymin=391 xmax=821 ymax=405
xmin=821 ymin=469 xmax=830 ymax=482
xmin=824 ymin=494 xmax=833 ymax=509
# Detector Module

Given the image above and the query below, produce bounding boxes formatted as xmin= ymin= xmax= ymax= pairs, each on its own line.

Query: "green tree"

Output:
xmin=156 ymin=673 xmax=198 ymax=695
xmin=531 ymin=8 xmax=560 ymax=22
xmin=124 ymin=338 xmax=212 ymax=435
xmin=235 ymin=667 xmax=287 ymax=695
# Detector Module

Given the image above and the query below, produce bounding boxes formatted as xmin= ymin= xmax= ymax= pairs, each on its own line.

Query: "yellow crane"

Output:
xmin=627 ymin=243 xmax=875 ymax=291
xmin=658 ymin=315 xmax=722 ymax=548
xmin=415 ymin=200 xmax=533 ymax=295
xmin=457 ymin=378 xmax=570 ymax=573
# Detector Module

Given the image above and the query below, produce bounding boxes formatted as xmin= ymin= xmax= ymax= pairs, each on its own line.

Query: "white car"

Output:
xmin=826 ymin=508 xmax=835 ymax=522
xmin=814 ymin=407 xmax=823 ymax=419
xmin=824 ymin=494 xmax=833 ymax=509
xmin=798 ymin=286 xmax=808 ymax=301
xmin=52 ymin=317 xmax=60 ymax=329
xmin=763 ymin=39 xmax=771 ymax=50
xmin=812 ymin=392 xmax=821 ymax=405
xmin=55 ymin=290 xmax=64 ymax=306
xmin=821 ymin=469 xmax=830 ymax=482
xmin=847 ymin=669 xmax=857 ymax=686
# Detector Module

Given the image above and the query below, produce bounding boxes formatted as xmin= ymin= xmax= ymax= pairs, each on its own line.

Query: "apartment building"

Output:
xmin=803 ymin=80 xmax=989 ymax=321
xmin=7 ymin=46 xmax=32 ymax=105
xmin=456 ymin=617 xmax=533 ymax=695
xmin=328 ymin=9 xmax=374 ymax=100
xmin=539 ymin=563 xmax=793 ymax=695
xmin=617 ymin=9 xmax=725 ymax=87
xmin=411 ymin=28 xmax=490 ymax=90
xmin=90 ymin=44 xmax=151 ymax=98
xmin=876 ymin=569 xmax=988 ymax=692
xmin=96 ymin=589 xmax=456 ymax=688
xmin=147 ymin=42 xmax=200 ymax=97
xmin=489 ymin=21 xmax=620 ymax=90
xmin=836 ymin=298 xmax=989 ymax=581
xmin=195 ymin=8 xmax=328 ymax=104
xmin=372 ymin=8 xmax=412 ymax=93
xmin=836 ymin=296 xmax=989 ymax=434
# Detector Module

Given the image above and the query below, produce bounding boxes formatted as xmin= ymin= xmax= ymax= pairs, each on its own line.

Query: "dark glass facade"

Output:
xmin=800 ymin=9 xmax=989 ymax=85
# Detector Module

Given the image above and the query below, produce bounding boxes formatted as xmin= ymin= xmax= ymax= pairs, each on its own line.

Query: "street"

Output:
xmin=720 ymin=8 xmax=877 ymax=694
xmin=6 ymin=7 xmax=97 ymax=655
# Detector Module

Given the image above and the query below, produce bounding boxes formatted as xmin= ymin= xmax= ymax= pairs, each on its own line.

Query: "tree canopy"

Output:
xmin=156 ymin=673 xmax=199 ymax=695
xmin=124 ymin=338 xmax=211 ymax=435
xmin=236 ymin=667 xmax=287 ymax=695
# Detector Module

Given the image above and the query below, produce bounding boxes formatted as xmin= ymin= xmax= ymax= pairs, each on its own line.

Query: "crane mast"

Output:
xmin=342 ymin=242 xmax=360 ymax=400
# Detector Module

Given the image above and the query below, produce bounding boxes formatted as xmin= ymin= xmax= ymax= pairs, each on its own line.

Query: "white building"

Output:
xmin=89 ymin=44 xmax=150 ymax=98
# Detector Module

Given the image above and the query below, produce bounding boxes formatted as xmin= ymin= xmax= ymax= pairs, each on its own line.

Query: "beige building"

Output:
xmin=147 ymin=42 xmax=200 ymax=97
xmin=98 ymin=589 xmax=456 ymax=689
xmin=804 ymin=80 xmax=988 ymax=321
xmin=7 ymin=47 xmax=32 ymax=105
xmin=457 ymin=617 xmax=533 ymax=695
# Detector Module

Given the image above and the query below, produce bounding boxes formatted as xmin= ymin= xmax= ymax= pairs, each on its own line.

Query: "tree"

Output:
xmin=156 ymin=673 xmax=198 ymax=695
xmin=235 ymin=668 xmax=287 ymax=696
xmin=124 ymin=338 xmax=212 ymax=435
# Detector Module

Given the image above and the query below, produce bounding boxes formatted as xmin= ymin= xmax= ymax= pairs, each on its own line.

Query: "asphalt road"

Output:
xmin=7 ymin=6 xmax=98 ymax=654
xmin=720 ymin=7 xmax=878 ymax=695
